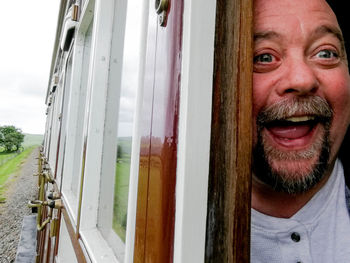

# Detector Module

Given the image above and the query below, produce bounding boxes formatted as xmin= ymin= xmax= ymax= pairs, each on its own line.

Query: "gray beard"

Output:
xmin=253 ymin=96 xmax=332 ymax=194
xmin=253 ymin=128 xmax=330 ymax=194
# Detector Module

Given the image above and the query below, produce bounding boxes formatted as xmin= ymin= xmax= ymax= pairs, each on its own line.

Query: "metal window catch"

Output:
xmin=155 ymin=0 xmax=169 ymax=27
xmin=43 ymin=171 xmax=55 ymax=184
xmin=28 ymin=199 xmax=63 ymax=231
xmin=48 ymin=191 xmax=60 ymax=200
xmin=27 ymin=199 xmax=62 ymax=209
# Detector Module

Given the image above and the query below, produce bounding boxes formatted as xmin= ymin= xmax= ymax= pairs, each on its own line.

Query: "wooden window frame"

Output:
xmin=205 ymin=0 xmax=253 ymax=262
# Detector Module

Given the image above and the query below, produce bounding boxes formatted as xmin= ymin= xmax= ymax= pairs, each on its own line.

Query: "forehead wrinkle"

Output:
xmin=254 ymin=25 xmax=346 ymax=54
xmin=254 ymin=31 xmax=281 ymax=44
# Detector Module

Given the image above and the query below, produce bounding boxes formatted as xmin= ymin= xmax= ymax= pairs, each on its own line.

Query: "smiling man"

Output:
xmin=251 ymin=0 xmax=350 ymax=262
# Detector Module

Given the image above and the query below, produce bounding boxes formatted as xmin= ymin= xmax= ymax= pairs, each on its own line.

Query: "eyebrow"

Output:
xmin=254 ymin=31 xmax=281 ymax=43
xmin=254 ymin=25 xmax=346 ymax=52
xmin=311 ymin=25 xmax=345 ymax=51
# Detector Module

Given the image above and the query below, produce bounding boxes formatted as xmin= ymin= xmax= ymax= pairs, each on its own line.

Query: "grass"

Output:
xmin=0 ymin=146 xmax=36 ymax=202
xmin=117 ymin=137 xmax=132 ymax=155
xmin=112 ymin=157 xmax=131 ymax=242
xmin=0 ymin=152 xmax=17 ymax=166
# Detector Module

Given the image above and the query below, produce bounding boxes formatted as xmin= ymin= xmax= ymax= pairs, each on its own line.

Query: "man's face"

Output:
xmin=253 ymin=0 xmax=350 ymax=193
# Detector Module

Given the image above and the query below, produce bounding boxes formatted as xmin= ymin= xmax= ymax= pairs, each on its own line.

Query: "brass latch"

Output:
xmin=28 ymin=199 xmax=63 ymax=210
xmin=30 ymin=151 xmax=62 ymax=236
xmin=155 ymin=0 xmax=169 ymax=27
xmin=48 ymin=191 xmax=60 ymax=200
xmin=28 ymin=199 xmax=63 ymax=231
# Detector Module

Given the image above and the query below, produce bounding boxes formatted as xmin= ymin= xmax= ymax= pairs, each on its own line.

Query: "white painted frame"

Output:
xmin=48 ymin=71 xmax=64 ymax=171
xmin=173 ymin=0 xmax=217 ymax=262
xmin=96 ymin=0 xmax=147 ymax=261
xmin=96 ymin=0 xmax=129 ymax=261
xmin=44 ymin=97 xmax=54 ymax=156
xmin=77 ymin=0 xmax=121 ymax=262
xmin=61 ymin=0 xmax=95 ymax=225
xmin=55 ymin=42 xmax=76 ymax=190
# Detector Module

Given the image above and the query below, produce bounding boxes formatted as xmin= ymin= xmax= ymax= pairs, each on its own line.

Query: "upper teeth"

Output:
xmin=285 ymin=116 xmax=315 ymax=122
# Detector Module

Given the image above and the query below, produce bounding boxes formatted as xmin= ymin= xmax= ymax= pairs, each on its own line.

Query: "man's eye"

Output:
xmin=253 ymin=53 xmax=280 ymax=73
xmin=254 ymin=53 xmax=274 ymax=63
xmin=316 ymin=49 xmax=339 ymax=59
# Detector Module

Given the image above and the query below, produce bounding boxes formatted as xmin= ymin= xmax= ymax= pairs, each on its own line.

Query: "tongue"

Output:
xmin=268 ymin=125 xmax=312 ymax=139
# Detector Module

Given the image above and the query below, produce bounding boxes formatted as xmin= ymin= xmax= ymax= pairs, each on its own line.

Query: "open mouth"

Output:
xmin=266 ymin=116 xmax=318 ymax=139
xmin=264 ymin=116 xmax=322 ymax=147
xmin=256 ymin=97 xmax=333 ymax=149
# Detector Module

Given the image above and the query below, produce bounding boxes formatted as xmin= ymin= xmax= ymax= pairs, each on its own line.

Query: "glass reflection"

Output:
xmin=112 ymin=0 xmax=142 ymax=242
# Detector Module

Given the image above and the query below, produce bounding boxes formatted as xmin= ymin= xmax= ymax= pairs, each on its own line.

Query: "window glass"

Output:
xmin=70 ymin=19 xmax=93 ymax=196
xmin=113 ymin=0 xmax=142 ymax=242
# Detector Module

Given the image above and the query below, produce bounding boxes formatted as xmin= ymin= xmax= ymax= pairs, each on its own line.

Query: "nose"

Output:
xmin=277 ymin=57 xmax=319 ymax=96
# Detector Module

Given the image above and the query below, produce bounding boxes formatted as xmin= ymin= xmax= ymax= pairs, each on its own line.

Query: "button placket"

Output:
xmin=276 ymin=226 xmax=312 ymax=263
xmin=291 ymin=232 xmax=301 ymax=242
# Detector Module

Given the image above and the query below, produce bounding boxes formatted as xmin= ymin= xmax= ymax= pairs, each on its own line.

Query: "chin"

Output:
xmin=268 ymin=157 xmax=322 ymax=186
xmin=253 ymin=129 xmax=331 ymax=194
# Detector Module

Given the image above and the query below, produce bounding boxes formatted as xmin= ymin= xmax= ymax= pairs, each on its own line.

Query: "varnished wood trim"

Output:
xmin=61 ymin=206 xmax=87 ymax=263
xmin=53 ymin=209 xmax=62 ymax=257
xmin=46 ymin=231 xmax=52 ymax=263
xmin=75 ymin=138 xmax=87 ymax=237
xmin=37 ymin=206 xmax=48 ymax=262
xmin=205 ymin=0 xmax=253 ymax=262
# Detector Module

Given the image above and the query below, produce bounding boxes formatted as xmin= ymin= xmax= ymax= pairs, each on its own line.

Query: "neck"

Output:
xmin=251 ymin=169 xmax=333 ymax=218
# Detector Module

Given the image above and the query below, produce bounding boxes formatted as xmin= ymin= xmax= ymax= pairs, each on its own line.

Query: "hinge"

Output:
xmin=50 ymin=218 xmax=59 ymax=237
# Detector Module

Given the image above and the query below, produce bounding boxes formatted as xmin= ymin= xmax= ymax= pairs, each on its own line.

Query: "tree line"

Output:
xmin=0 ymin=125 xmax=25 ymax=153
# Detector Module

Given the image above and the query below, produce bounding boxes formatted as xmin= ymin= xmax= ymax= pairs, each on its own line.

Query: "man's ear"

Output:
xmin=339 ymin=126 xmax=350 ymax=186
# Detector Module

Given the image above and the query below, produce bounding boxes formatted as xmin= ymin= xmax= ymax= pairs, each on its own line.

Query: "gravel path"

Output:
xmin=0 ymin=148 xmax=39 ymax=263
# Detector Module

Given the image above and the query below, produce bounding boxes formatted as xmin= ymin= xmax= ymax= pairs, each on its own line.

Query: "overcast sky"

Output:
xmin=0 ymin=0 xmax=60 ymax=134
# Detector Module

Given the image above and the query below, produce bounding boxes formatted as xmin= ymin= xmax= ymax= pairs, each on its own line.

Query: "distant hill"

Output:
xmin=22 ymin=134 xmax=44 ymax=148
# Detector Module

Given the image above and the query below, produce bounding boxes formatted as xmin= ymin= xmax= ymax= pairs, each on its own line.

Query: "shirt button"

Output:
xmin=291 ymin=232 xmax=301 ymax=242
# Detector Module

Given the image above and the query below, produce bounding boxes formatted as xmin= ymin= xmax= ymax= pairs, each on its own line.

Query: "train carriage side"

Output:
xmin=37 ymin=0 xmax=253 ymax=262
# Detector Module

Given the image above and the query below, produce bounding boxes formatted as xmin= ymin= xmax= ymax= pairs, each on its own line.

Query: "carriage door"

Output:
xmin=134 ymin=0 xmax=183 ymax=262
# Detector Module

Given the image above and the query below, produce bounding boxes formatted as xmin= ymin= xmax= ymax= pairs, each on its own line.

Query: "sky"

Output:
xmin=0 ymin=0 xmax=60 ymax=135
xmin=118 ymin=0 xmax=142 ymax=137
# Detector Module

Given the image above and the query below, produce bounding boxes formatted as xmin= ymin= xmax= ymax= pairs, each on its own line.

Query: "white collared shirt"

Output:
xmin=251 ymin=159 xmax=350 ymax=263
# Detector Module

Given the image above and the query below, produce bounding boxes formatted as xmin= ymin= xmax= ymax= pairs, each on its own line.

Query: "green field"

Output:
xmin=113 ymin=137 xmax=132 ymax=242
xmin=0 ymin=133 xmax=42 ymax=152
xmin=113 ymin=158 xmax=131 ymax=242
xmin=22 ymin=134 xmax=44 ymax=148
xmin=0 ymin=146 xmax=36 ymax=202
xmin=0 ymin=152 xmax=17 ymax=166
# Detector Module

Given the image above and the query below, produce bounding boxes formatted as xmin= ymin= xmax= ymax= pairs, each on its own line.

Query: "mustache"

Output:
xmin=257 ymin=96 xmax=333 ymax=125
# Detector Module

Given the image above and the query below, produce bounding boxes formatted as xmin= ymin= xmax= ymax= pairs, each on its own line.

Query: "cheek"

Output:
xmin=253 ymin=74 xmax=273 ymax=143
xmin=326 ymin=76 xmax=350 ymax=154
xmin=328 ymin=77 xmax=350 ymax=124
xmin=252 ymin=75 xmax=271 ymax=119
